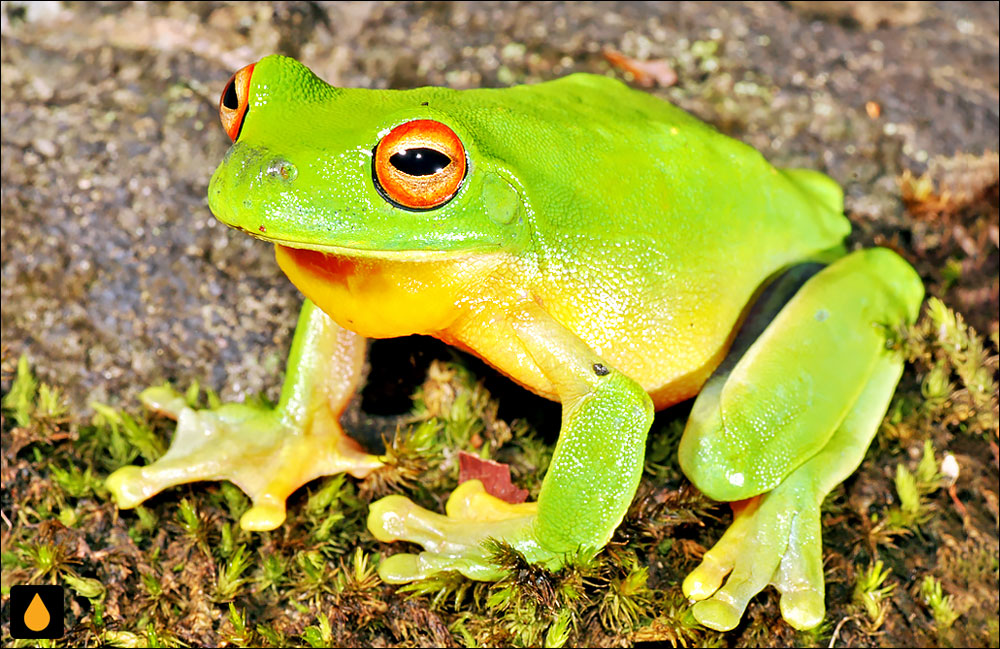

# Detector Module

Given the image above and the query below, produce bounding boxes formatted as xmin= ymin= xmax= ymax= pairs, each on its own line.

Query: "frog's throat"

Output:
xmin=274 ymin=244 xmax=501 ymax=340
xmin=235 ymin=226 xmax=498 ymax=263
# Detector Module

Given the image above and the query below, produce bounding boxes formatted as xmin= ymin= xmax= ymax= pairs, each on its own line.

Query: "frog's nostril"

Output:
xmin=219 ymin=63 xmax=255 ymax=142
xmin=266 ymin=157 xmax=298 ymax=182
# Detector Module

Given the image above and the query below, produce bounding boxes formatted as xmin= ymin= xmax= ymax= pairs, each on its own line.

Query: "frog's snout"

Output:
xmin=219 ymin=62 xmax=255 ymax=142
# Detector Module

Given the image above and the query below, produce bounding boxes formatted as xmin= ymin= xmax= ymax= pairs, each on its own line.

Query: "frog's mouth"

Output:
xmin=232 ymin=225 xmax=494 ymax=262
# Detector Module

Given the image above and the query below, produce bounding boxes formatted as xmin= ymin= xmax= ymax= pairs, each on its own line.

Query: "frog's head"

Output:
xmin=208 ymin=55 xmax=529 ymax=260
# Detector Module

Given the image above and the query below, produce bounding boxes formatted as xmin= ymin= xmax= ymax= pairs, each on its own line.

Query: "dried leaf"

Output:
xmin=603 ymin=49 xmax=677 ymax=88
xmin=458 ymin=450 xmax=528 ymax=504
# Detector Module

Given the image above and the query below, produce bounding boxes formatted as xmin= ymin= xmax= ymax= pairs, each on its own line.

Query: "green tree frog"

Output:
xmin=106 ymin=55 xmax=923 ymax=631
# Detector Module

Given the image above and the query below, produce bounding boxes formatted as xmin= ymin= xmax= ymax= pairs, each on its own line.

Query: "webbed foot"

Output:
xmin=683 ymin=483 xmax=825 ymax=631
xmin=368 ymin=480 xmax=541 ymax=581
xmin=684 ymin=352 xmax=911 ymax=631
xmin=107 ymin=384 xmax=381 ymax=530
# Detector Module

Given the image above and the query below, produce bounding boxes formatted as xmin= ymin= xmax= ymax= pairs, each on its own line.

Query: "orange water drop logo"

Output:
xmin=24 ymin=592 xmax=51 ymax=632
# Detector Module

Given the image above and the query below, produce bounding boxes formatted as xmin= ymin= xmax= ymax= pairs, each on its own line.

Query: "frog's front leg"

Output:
xmin=679 ymin=249 xmax=923 ymax=631
xmin=368 ymin=302 xmax=654 ymax=581
xmin=106 ymin=300 xmax=382 ymax=530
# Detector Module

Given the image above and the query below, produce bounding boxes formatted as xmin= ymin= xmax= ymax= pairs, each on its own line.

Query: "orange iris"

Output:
xmin=374 ymin=119 xmax=466 ymax=210
xmin=219 ymin=63 xmax=255 ymax=142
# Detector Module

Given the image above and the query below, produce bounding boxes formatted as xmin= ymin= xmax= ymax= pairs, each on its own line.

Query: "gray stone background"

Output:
xmin=2 ymin=0 xmax=998 ymax=412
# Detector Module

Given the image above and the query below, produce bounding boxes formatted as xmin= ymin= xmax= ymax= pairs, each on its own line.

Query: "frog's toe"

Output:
xmin=683 ymin=497 xmax=760 ymax=601
xmin=239 ymin=499 xmax=289 ymax=531
xmin=368 ymin=494 xmax=446 ymax=546
xmin=379 ymin=550 xmax=503 ymax=582
xmin=378 ymin=552 xmax=423 ymax=582
xmin=690 ymin=596 xmax=744 ymax=632
xmin=774 ymin=503 xmax=826 ymax=630
xmin=691 ymin=567 xmax=785 ymax=632
xmin=139 ymin=385 xmax=188 ymax=419
xmin=105 ymin=466 xmax=156 ymax=508
xmin=687 ymin=502 xmax=807 ymax=633
xmin=778 ymin=589 xmax=825 ymax=631
xmin=691 ymin=561 xmax=822 ymax=633
xmin=368 ymin=495 xmax=504 ymax=582
xmin=683 ymin=550 xmax=733 ymax=602
xmin=686 ymin=478 xmax=831 ymax=632
xmin=444 ymin=479 xmax=538 ymax=522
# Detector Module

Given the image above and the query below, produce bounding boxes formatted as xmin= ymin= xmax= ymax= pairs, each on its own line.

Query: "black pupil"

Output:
xmin=389 ymin=148 xmax=451 ymax=176
xmin=222 ymin=80 xmax=239 ymax=109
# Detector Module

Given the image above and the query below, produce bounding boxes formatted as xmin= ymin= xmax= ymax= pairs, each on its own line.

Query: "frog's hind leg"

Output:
xmin=679 ymin=248 xmax=923 ymax=631
xmin=684 ymin=354 xmax=905 ymax=631
xmin=106 ymin=300 xmax=382 ymax=530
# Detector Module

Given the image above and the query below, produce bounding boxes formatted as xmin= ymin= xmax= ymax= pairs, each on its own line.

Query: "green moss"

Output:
xmin=920 ymin=575 xmax=960 ymax=631
xmin=852 ymin=560 xmax=896 ymax=630
xmin=2 ymin=290 xmax=997 ymax=647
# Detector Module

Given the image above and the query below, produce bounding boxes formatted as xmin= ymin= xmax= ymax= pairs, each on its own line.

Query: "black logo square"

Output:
xmin=9 ymin=584 xmax=64 ymax=639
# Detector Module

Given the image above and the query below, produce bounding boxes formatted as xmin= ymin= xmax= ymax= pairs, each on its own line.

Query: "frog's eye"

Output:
xmin=373 ymin=120 xmax=467 ymax=210
xmin=219 ymin=63 xmax=255 ymax=142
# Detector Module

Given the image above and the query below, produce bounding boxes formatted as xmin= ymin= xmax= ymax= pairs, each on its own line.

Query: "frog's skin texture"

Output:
xmin=106 ymin=55 xmax=924 ymax=632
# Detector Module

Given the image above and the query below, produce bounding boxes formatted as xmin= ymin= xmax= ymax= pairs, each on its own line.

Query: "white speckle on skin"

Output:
xmin=728 ymin=472 xmax=744 ymax=487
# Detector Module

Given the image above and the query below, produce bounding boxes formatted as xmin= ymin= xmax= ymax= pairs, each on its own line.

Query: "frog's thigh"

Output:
xmin=368 ymin=303 xmax=654 ymax=581
xmin=687 ymin=353 xmax=904 ymax=631
xmin=106 ymin=300 xmax=381 ymax=530
xmin=679 ymin=248 xmax=922 ymax=502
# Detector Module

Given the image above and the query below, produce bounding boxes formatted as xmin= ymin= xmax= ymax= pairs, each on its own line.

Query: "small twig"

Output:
xmin=829 ymin=614 xmax=858 ymax=648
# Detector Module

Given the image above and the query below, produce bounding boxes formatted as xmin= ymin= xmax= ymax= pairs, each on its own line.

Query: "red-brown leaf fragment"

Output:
xmin=603 ymin=49 xmax=678 ymax=88
xmin=458 ymin=450 xmax=528 ymax=504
